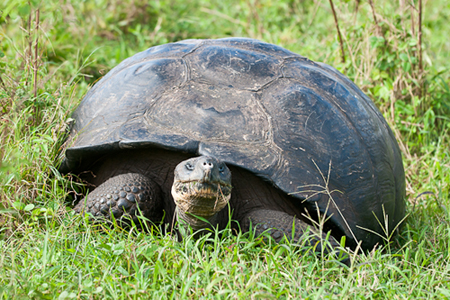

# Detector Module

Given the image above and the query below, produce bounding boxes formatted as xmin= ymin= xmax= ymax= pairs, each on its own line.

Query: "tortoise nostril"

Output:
xmin=202 ymin=161 xmax=213 ymax=168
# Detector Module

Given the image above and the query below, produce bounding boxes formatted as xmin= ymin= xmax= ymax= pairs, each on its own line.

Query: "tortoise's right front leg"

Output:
xmin=241 ymin=209 xmax=349 ymax=264
xmin=74 ymin=173 xmax=163 ymax=225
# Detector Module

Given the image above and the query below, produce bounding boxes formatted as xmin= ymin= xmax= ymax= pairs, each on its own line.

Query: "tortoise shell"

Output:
xmin=61 ymin=38 xmax=406 ymax=249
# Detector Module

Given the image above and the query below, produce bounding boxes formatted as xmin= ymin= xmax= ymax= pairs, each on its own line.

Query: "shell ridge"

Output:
xmin=251 ymin=91 xmax=284 ymax=177
xmin=181 ymin=39 xmax=207 ymax=59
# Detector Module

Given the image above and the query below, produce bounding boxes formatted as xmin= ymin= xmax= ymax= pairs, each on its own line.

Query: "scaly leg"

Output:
xmin=242 ymin=209 xmax=349 ymax=263
xmin=74 ymin=173 xmax=163 ymax=226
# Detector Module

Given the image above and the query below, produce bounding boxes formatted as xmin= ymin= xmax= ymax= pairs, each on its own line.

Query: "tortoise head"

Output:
xmin=171 ymin=156 xmax=232 ymax=228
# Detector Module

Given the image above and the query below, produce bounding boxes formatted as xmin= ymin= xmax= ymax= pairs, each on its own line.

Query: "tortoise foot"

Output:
xmin=243 ymin=209 xmax=349 ymax=264
xmin=74 ymin=173 xmax=163 ymax=225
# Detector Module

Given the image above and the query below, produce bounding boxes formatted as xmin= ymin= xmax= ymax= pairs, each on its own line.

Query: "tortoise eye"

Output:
xmin=185 ymin=163 xmax=194 ymax=171
xmin=218 ymin=165 xmax=225 ymax=173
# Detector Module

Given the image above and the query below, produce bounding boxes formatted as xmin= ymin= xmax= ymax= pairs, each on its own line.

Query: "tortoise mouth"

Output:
xmin=172 ymin=180 xmax=232 ymax=199
xmin=171 ymin=180 xmax=232 ymax=216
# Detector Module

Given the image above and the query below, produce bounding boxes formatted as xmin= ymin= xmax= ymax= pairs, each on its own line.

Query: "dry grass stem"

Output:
xmin=33 ymin=9 xmax=40 ymax=101
xmin=200 ymin=7 xmax=247 ymax=27
xmin=307 ymin=0 xmax=322 ymax=29
xmin=368 ymin=0 xmax=382 ymax=37
xmin=354 ymin=0 xmax=361 ymax=14
xmin=328 ymin=0 xmax=346 ymax=63
xmin=26 ymin=7 xmax=32 ymax=87
xmin=418 ymin=0 xmax=424 ymax=95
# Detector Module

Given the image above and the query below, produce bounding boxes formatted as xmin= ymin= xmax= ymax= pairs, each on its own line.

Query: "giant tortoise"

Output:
xmin=60 ymin=38 xmax=406 ymax=252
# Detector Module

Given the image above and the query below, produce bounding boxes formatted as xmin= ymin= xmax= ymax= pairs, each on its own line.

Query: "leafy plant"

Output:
xmin=0 ymin=0 xmax=449 ymax=298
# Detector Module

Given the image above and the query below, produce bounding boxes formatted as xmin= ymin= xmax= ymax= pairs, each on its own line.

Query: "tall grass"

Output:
xmin=1 ymin=0 xmax=449 ymax=298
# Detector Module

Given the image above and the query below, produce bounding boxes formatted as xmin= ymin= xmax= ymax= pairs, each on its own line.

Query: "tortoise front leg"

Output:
xmin=242 ymin=209 xmax=348 ymax=262
xmin=74 ymin=173 xmax=163 ymax=226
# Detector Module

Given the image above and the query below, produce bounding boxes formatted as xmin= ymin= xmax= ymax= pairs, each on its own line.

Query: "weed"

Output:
xmin=0 ymin=0 xmax=449 ymax=298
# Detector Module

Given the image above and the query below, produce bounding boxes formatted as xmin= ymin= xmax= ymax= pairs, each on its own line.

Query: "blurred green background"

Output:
xmin=1 ymin=0 xmax=450 ymax=298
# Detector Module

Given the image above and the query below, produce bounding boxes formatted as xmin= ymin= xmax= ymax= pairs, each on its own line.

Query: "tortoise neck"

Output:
xmin=175 ymin=206 xmax=219 ymax=232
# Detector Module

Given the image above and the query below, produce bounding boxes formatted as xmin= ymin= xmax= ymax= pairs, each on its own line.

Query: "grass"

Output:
xmin=1 ymin=0 xmax=450 ymax=298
